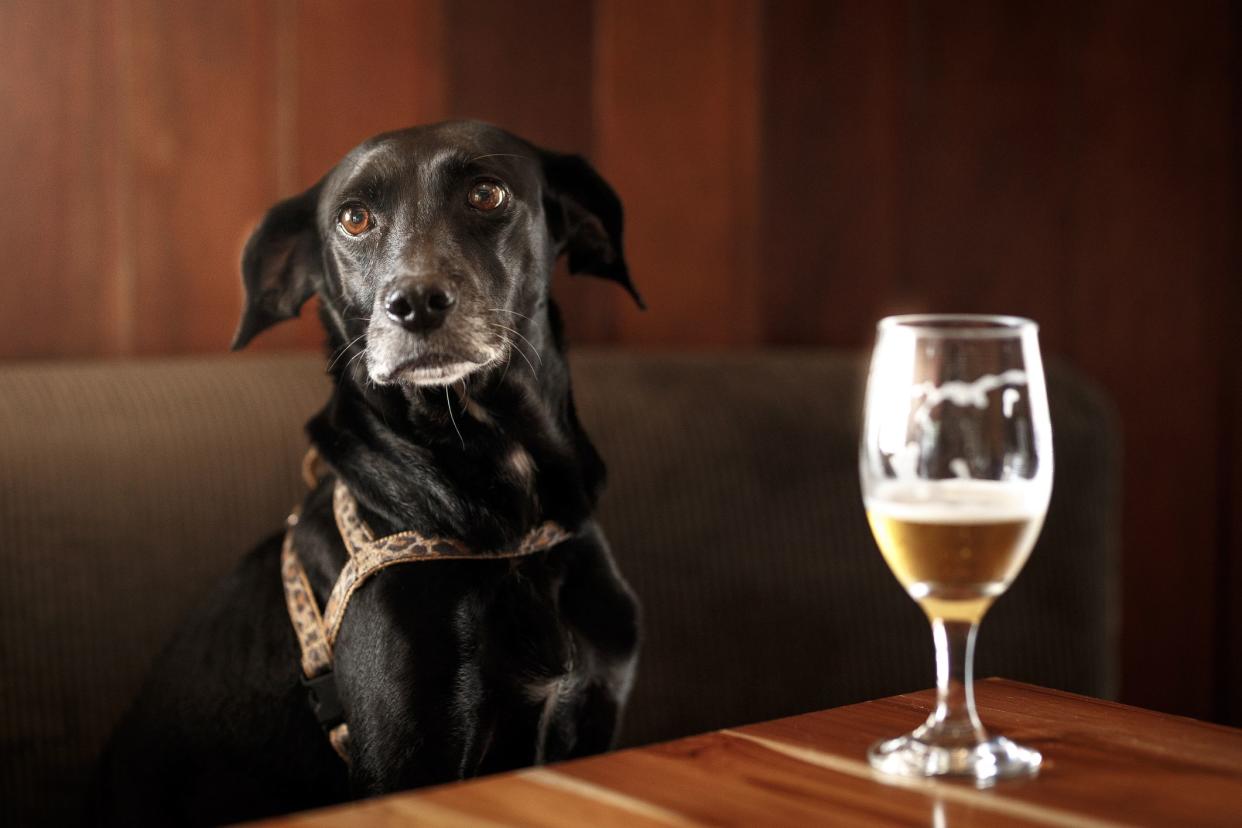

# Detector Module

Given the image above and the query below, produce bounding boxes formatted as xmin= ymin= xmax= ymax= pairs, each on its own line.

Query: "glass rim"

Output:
xmin=877 ymin=313 xmax=1038 ymax=338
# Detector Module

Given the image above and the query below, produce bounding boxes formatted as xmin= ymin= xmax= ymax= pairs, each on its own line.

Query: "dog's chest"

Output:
xmin=485 ymin=561 xmax=579 ymax=681
xmin=459 ymin=562 xmax=594 ymax=761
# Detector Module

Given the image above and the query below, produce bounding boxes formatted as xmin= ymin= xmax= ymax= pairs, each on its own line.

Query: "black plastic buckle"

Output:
xmin=302 ymin=671 xmax=344 ymax=729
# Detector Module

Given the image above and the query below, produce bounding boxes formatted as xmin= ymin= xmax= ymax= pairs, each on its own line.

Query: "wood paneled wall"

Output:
xmin=2 ymin=0 xmax=1237 ymax=723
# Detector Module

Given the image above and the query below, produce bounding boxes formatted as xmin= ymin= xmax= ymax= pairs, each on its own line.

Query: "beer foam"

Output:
xmin=865 ymin=479 xmax=1049 ymax=524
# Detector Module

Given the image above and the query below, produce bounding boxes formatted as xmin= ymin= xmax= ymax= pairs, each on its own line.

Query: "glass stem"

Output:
xmin=923 ymin=618 xmax=985 ymax=745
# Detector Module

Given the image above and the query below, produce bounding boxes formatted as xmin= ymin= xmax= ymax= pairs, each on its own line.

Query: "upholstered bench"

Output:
xmin=0 ymin=350 xmax=1119 ymax=825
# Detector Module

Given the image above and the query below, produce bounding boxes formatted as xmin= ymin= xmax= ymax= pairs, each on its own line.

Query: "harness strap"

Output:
xmin=279 ymin=448 xmax=572 ymax=764
xmin=280 ymin=510 xmax=351 ymax=758
xmin=322 ymin=481 xmax=572 ymax=644
xmin=280 ymin=513 xmax=332 ymax=677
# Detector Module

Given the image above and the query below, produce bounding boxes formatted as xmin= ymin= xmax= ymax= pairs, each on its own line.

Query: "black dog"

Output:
xmin=93 ymin=121 xmax=642 ymax=825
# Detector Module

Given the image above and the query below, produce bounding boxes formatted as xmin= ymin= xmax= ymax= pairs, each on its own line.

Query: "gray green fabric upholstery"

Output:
xmin=0 ymin=350 xmax=1119 ymax=825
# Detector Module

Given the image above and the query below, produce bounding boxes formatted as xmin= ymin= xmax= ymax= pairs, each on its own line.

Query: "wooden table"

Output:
xmin=265 ymin=679 xmax=1242 ymax=827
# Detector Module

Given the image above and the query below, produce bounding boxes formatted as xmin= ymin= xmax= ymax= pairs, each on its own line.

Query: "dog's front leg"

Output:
xmin=556 ymin=525 xmax=642 ymax=757
xmin=332 ymin=571 xmax=491 ymax=796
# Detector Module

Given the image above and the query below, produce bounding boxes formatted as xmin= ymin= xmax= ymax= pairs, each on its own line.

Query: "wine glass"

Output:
xmin=860 ymin=314 xmax=1053 ymax=782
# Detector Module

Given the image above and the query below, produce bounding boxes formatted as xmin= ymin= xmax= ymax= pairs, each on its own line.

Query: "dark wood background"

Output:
xmin=2 ymin=0 xmax=1237 ymax=724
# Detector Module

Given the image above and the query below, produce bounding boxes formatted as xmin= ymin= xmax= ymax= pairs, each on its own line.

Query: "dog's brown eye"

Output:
xmin=337 ymin=204 xmax=372 ymax=236
xmin=468 ymin=180 xmax=507 ymax=212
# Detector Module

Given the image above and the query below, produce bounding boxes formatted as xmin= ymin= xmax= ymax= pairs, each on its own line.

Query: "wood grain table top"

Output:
xmin=262 ymin=679 xmax=1242 ymax=827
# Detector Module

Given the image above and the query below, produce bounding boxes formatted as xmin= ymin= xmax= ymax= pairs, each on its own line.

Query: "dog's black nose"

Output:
xmin=384 ymin=283 xmax=456 ymax=332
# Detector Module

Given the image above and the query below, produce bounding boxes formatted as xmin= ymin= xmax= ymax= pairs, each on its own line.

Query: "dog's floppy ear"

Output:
xmin=540 ymin=151 xmax=645 ymax=309
xmin=231 ymin=182 xmax=323 ymax=350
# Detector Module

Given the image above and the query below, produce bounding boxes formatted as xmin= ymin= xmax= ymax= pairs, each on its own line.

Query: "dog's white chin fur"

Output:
xmin=372 ymin=352 xmax=506 ymax=389
xmin=367 ymin=343 xmax=507 ymax=389
xmin=392 ymin=362 xmax=482 ymax=387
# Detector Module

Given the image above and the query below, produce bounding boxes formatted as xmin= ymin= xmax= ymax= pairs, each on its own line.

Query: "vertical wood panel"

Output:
xmin=761 ymin=1 xmax=905 ymax=346
xmin=443 ymin=0 xmax=592 ymax=151
xmin=1219 ymin=0 xmax=1241 ymax=727
xmin=126 ymin=0 xmax=282 ymax=354
xmin=440 ymin=0 xmax=605 ymax=343
xmin=294 ymin=0 xmax=447 ymax=185
xmin=1063 ymin=2 xmax=1229 ymax=718
xmin=594 ymin=0 xmax=762 ymax=346
xmin=0 ymin=0 xmax=122 ymax=357
xmin=894 ymin=3 xmax=1084 ymax=347
xmin=1226 ymin=272 xmax=1242 ymax=725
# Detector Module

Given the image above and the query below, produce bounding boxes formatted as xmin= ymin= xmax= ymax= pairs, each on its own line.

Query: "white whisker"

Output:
xmin=493 ymin=333 xmax=533 ymax=379
xmin=489 ymin=322 xmax=542 ymax=366
xmin=445 ymin=386 xmax=465 ymax=450
xmin=344 ymin=348 xmax=367 ymax=377
xmin=498 ymin=339 xmax=513 ymax=384
xmin=499 ymin=333 xmax=538 ymax=378
xmin=488 ymin=307 xmax=536 ymax=324
xmin=326 ymin=331 xmax=368 ymax=371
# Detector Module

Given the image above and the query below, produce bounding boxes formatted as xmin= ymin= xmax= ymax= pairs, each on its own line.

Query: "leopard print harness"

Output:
xmin=280 ymin=448 xmax=573 ymax=763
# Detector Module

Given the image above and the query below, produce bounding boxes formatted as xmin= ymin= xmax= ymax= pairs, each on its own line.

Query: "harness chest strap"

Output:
xmin=279 ymin=452 xmax=572 ymax=763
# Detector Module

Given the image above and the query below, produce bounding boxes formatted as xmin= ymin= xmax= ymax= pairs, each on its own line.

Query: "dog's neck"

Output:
xmin=306 ymin=300 xmax=604 ymax=550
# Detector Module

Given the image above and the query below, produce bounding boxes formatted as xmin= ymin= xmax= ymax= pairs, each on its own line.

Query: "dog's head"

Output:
xmin=231 ymin=121 xmax=642 ymax=387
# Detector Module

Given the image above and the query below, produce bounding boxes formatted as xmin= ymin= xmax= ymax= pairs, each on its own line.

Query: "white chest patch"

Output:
xmin=526 ymin=672 xmax=579 ymax=762
xmin=461 ymin=394 xmax=493 ymax=424
xmin=506 ymin=445 xmax=536 ymax=486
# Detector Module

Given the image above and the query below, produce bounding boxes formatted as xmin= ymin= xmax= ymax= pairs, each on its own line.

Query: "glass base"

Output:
xmin=867 ymin=731 xmax=1041 ymax=784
